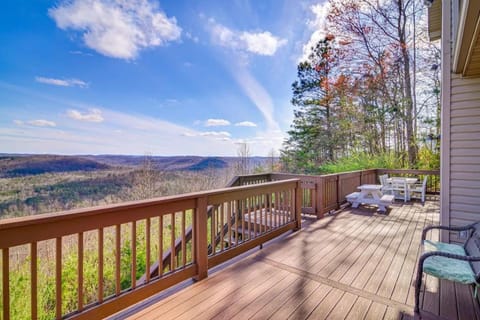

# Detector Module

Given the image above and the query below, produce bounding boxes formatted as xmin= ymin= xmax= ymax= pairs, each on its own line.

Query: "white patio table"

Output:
xmin=350 ymin=184 xmax=393 ymax=212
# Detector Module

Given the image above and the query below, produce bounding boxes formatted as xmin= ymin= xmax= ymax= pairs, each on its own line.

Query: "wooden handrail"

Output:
xmin=138 ymin=173 xmax=274 ymax=283
xmin=0 ymin=178 xmax=300 ymax=320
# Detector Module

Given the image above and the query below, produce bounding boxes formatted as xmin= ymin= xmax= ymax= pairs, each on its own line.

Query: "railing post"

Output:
xmin=336 ymin=174 xmax=341 ymax=210
xmin=194 ymin=196 xmax=208 ymax=281
xmin=315 ymin=177 xmax=324 ymax=219
xmin=295 ymin=181 xmax=302 ymax=230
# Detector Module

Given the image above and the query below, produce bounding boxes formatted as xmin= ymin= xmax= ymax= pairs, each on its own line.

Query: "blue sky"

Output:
xmin=0 ymin=0 xmax=328 ymax=156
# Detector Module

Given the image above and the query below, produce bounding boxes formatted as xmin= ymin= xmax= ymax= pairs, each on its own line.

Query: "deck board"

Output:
xmin=114 ymin=198 xmax=480 ymax=320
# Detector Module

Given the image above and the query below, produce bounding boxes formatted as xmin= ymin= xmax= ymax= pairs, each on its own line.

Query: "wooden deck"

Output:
xmin=114 ymin=198 xmax=480 ymax=320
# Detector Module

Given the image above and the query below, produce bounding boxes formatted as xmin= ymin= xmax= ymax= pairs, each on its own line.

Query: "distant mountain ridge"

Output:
xmin=0 ymin=154 xmax=271 ymax=177
xmin=0 ymin=155 xmax=110 ymax=178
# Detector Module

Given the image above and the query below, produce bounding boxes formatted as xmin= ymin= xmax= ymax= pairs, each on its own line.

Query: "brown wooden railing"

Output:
xmin=376 ymin=169 xmax=440 ymax=194
xmin=0 ymin=179 xmax=301 ymax=320
xmin=0 ymin=168 xmax=440 ymax=319
xmin=231 ymin=169 xmax=440 ymax=219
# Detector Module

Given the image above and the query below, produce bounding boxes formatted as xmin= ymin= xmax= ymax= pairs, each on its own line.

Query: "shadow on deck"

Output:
xmin=110 ymin=197 xmax=480 ymax=320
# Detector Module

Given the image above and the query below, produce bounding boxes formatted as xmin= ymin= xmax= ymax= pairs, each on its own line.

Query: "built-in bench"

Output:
xmin=346 ymin=192 xmax=394 ymax=213
xmin=415 ymin=222 xmax=480 ymax=315
xmin=379 ymin=194 xmax=394 ymax=205
xmin=346 ymin=192 xmax=360 ymax=202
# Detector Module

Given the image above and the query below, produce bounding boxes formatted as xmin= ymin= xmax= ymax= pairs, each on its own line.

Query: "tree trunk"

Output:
xmin=398 ymin=0 xmax=417 ymax=167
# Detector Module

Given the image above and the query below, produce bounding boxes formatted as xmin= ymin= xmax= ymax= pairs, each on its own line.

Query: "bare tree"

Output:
xmin=236 ymin=142 xmax=251 ymax=175
xmin=268 ymin=148 xmax=278 ymax=172
xmin=130 ymin=155 xmax=161 ymax=200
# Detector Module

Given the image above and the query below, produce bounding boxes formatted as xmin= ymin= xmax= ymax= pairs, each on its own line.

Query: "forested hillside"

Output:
xmin=0 ymin=154 xmax=272 ymax=219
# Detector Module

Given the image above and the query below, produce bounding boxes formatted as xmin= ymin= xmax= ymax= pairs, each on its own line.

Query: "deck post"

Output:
xmin=194 ymin=196 xmax=208 ymax=281
xmin=295 ymin=181 xmax=302 ymax=230
xmin=316 ymin=177 xmax=324 ymax=219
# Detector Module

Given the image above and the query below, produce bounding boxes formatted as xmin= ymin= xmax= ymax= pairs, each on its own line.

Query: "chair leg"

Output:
xmin=414 ymin=260 xmax=424 ymax=314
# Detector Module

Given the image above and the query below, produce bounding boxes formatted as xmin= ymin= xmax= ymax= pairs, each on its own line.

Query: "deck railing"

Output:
xmin=0 ymin=179 xmax=301 ymax=320
xmin=232 ymin=169 xmax=440 ymax=219
xmin=0 ymin=168 xmax=440 ymax=319
xmin=376 ymin=169 xmax=440 ymax=193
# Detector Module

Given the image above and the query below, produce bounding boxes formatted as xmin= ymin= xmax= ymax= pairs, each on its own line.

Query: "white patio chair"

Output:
xmin=390 ymin=179 xmax=408 ymax=202
xmin=379 ymin=174 xmax=394 ymax=195
xmin=410 ymin=176 xmax=428 ymax=203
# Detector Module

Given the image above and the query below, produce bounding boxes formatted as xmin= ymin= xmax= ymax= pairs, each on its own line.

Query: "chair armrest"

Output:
xmin=422 ymin=223 xmax=476 ymax=241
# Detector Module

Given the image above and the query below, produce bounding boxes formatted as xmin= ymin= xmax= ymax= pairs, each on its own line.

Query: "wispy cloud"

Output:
xmin=230 ymin=66 xmax=280 ymax=133
xmin=14 ymin=119 xmax=57 ymax=127
xmin=69 ymin=50 xmax=93 ymax=56
xmin=205 ymin=118 xmax=231 ymax=127
xmin=67 ymin=109 xmax=104 ymax=122
xmin=184 ymin=130 xmax=231 ymax=138
xmin=28 ymin=120 xmax=57 ymax=127
xmin=207 ymin=18 xmax=287 ymax=56
xmin=200 ymin=131 xmax=231 ymax=137
xmin=235 ymin=121 xmax=257 ymax=127
xmin=49 ymin=0 xmax=182 ymax=60
xmin=35 ymin=76 xmax=88 ymax=88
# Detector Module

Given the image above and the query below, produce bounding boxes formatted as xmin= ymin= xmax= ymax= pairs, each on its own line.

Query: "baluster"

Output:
xmin=3 ymin=248 xmax=9 ymax=320
xmin=131 ymin=221 xmax=137 ymax=289
xmin=234 ymin=201 xmax=238 ymax=245
xmin=55 ymin=237 xmax=62 ymax=319
xmin=182 ymin=211 xmax=186 ymax=266
xmin=220 ymin=205 xmax=224 ymax=252
xmin=159 ymin=215 xmax=163 ymax=277
xmin=275 ymin=192 xmax=280 ymax=228
xmin=31 ymin=242 xmax=37 ymax=320
xmin=247 ymin=197 xmax=251 ymax=241
xmin=253 ymin=196 xmax=258 ymax=237
xmin=211 ymin=207 xmax=216 ymax=254
xmin=227 ymin=201 xmax=232 ymax=247
xmin=78 ymin=232 xmax=84 ymax=311
xmin=146 ymin=219 xmax=151 ymax=283
xmin=115 ymin=225 xmax=121 ymax=296
xmin=240 ymin=199 xmax=244 ymax=243
xmin=171 ymin=213 xmax=175 ymax=271
xmin=98 ymin=228 xmax=104 ymax=303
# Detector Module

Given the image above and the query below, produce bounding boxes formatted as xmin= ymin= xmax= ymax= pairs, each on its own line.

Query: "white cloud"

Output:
xmin=240 ymin=31 xmax=288 ymax=56
xmin=67 ymin=108 xmax=104 ymax=122
xmin=300 ymin=3 xmax=330 ymax=62
xmin=27 ymin=120 xmax=57 ymax=127
xmin=35 ymin=76 xmax=88 ymax=88
xmin=205 ymin=118 xmax=231 ymax=127
xmin=199 ymin=131 xmax=231 ymax=137
xmin=49 ymin=0 xmax=182 ymax=59
xmin=208 ymin=19 xmax=286 ymax=56
xmin=235 ymin=121 xmax=257 ymax=127
xmin=13 ymin=120 xmax=24 ymax=126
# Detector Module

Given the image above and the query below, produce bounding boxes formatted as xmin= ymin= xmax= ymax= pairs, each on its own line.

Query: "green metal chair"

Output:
xmin=415 ymin=222 xmax=480 ymax=315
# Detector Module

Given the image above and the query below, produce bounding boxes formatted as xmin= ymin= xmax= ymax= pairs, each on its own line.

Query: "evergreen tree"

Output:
xmin=282 ymin=35 xmax=338 ymax=172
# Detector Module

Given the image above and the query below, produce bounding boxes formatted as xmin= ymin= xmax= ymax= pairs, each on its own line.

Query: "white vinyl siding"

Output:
xmin=449 ymin=74 xmax=480 ymax=242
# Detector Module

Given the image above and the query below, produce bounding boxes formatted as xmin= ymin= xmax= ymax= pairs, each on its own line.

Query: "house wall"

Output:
xmin=449 ymin=75 xmax=480 ymax=242
xmin=442 ymin=0 xmax=480 ymax=243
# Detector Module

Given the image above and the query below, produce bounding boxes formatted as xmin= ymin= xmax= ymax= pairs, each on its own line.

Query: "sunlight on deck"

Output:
xmin=112 ymin=197 xmax=480 ymax=320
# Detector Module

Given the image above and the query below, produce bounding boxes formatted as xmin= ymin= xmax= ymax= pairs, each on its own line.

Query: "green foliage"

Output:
xmin=417 ymin=145 xmax=440 ymax=170
xmin=318 ymin=152 xmax=405 ymax=174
